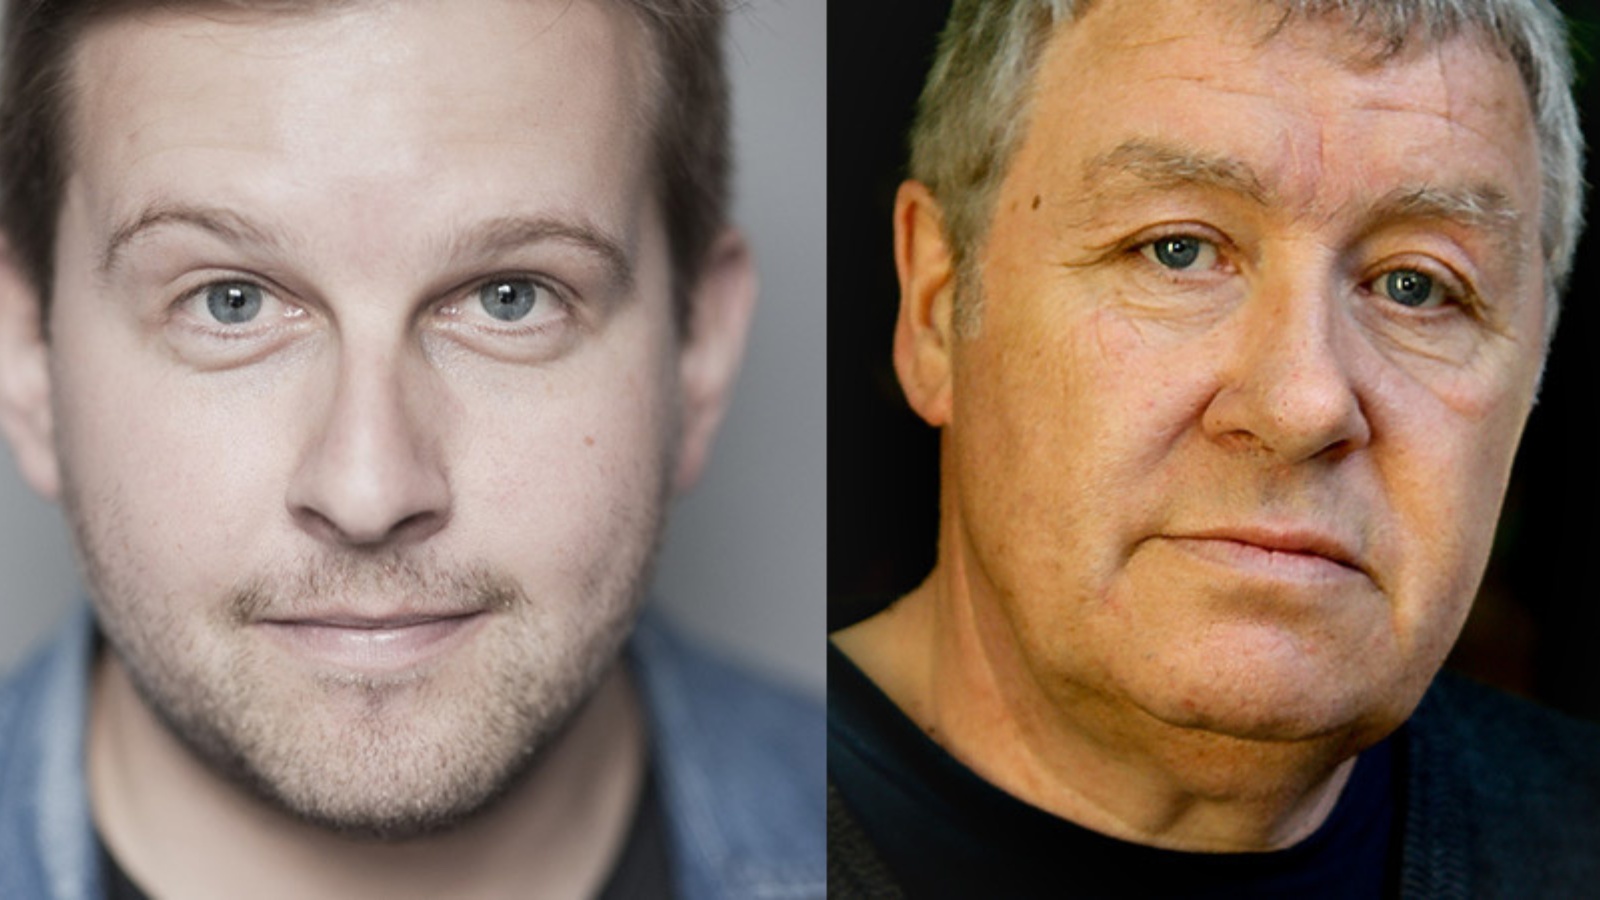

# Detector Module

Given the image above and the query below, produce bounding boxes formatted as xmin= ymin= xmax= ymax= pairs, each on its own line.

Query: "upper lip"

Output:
xmin=1169 ymin=525 xmax=1366 ymax=574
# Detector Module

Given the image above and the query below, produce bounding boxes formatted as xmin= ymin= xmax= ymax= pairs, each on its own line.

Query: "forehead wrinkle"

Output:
xmin=1114 ymin=32 xmax=1197 ymax=53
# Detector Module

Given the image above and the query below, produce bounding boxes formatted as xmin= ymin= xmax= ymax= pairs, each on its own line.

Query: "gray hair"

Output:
xmin=911 ymin=0 xmax=1584 ymax=335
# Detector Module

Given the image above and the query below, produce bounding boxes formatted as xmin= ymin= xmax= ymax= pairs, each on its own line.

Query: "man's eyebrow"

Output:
xmin=100 ymin=204 xmax=289 ymax=275
xmin=99 ymin=206 xmax=636 ymax=290
xmin=1083 ymin=139 xmax=1270 ymax=204
xmin=1367 ymin=183 xmax=1523 ymax=244
xmin=447 ymin=214 xmax=635 ymax=291
xmin=1081 ymin=140 xmax=1526 ymax=256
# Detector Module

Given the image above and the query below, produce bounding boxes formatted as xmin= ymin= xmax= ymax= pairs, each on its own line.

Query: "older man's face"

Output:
xmin=0 ymin=0 xmax=741 ymax=838
xmin=939 ymin=0 xmax=1546 ymax=744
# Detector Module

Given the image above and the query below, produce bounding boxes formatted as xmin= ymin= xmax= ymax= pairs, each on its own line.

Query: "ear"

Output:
xmin=0 ymin=239 xmax=57 ymax=499
xmin=673 ymin=227 xmax=756 ymax=493
xmin=892 ymin=180 xmax=958 ymax=426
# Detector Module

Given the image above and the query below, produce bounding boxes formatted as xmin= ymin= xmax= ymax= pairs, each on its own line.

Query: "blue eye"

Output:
xmin=205 ymin=282 xmax=264 ymax=324
xmin=1140 ymin=236 xmax=1217 ymax=271
xmin=478 ymin=280 xmax=545 ymax=322
xmin=1380 ymin=269 xmax=1441 ymax=308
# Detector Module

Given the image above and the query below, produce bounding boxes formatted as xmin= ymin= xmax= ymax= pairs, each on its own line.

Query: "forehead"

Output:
xmin=62 ymin=0 xmax=657 ymax=261
xmin=1006 ymin=0 xmax=1539 ymax=229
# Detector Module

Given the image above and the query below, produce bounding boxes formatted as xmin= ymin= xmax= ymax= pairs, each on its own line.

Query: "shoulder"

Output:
xmin=1414 ymin=671 xmax=1600 ymax=794
xmin=0 ymin=608 xmax=101 ymax=900
xmin=629 ymin=610 xmax=824 ymax=900
xmin=1404 ymin=671 xmax=1600 ymax=894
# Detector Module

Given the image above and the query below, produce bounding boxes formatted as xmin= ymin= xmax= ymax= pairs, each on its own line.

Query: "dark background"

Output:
xmin=828 ymin=2 xmax=1600 ymax=720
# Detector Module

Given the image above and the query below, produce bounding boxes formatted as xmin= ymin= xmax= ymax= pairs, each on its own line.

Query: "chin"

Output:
xmin=1113 ymin=627 xmax=1418 ymax=745
xmin=122 ymin=631 xmax=592 ymax=842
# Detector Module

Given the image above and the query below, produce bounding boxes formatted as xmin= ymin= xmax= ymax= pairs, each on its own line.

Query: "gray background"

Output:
xmin=0 ymin=0 xmax=825 ymax=693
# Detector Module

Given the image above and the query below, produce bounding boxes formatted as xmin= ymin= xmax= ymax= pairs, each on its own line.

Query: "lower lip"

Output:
xmin=258 ymin=614 xmax=485 ymax=672
xmin=1161 ymin=537 xmax=1363 ymax=583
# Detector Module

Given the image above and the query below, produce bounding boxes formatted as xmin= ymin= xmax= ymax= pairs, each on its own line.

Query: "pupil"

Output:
xmin=481 ymin=281 xmax=535 ymax=321
xmin=1386 ymin=270 xmax=1432 ymax=307
xmin=1156 ymin=238 xmax=1199 ymax=268
xmin=207 ymin=282 xmax=261 ymax=324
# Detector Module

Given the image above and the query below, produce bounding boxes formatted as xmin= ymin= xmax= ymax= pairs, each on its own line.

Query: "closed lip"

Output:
xmin=255 ymin=610 xmax=489 ymax=673
xmin=1163 ymin=526 xmax=1367 ymax=576
xmin=258 ymin=611 xmax=484 ymax=629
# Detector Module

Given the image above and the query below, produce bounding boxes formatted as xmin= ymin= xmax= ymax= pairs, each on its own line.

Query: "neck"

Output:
xmin=89 ymin=651 xmax=645 ymax=900
xmin=835 ymin=554 xmax=1363 ymax=853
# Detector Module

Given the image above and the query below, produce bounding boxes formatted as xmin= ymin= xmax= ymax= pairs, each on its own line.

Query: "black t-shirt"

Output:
xmin=102 ymin=764 xmax=676 ymax=899
xmin=829 ymin=642 xmax=1404 ymax=899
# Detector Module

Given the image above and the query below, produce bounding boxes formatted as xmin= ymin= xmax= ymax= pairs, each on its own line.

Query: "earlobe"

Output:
xmin=673 ymin=228 xmax=756 ymax=493
xmin=0 ymin=241 xmax=59 ymax=500
xmin=892 ymin=180 xmax=957 ymax=427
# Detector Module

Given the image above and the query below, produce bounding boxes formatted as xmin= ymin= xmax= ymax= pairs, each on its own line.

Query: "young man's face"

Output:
xmin=0 ymin=0 xmax=747 ymax=837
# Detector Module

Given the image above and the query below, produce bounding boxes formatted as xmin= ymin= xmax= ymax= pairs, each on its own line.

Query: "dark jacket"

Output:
xmin=830 ymin=672 xmax=1600 ymax=898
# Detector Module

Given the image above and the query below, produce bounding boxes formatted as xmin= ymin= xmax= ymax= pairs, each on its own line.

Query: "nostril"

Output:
xmin=289 ymin=502 xmax=449 ymax=549
xmin=385 ymin=508 xmax=450 ymax=545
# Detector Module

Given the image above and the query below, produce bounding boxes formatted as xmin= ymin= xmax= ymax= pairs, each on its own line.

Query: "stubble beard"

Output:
xmin=71 ymin=496 xmax=665 ymax=843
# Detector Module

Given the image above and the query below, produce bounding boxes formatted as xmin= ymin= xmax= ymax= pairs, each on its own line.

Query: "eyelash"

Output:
xmin=439 ymin=273 xmax=574 ymax=335
xmin=1361 ymin=260 xmax=1475 ymax=314
xmin=1125 ymin=229 xmax=1480 ymax=315
xmin=172 ymin=276 xmax=300 ymax=340
xmin=1121 ymin=227 xmax=1233 ymax=282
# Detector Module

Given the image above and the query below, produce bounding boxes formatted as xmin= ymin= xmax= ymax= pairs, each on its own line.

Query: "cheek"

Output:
xmin=52 ymin=357 xmax=296 ymax=598
xmin=956 ymin=285 xmax=1220 ymax=492
xmin=449 ymin=319 xmax=679 ymax=584
xmin=464 ymin=375 xmax=670 ymax=524
xmin=1367 ymin=359 xmax=1535 ymax=644
xmin=950 ymin=289 xmax=1222 ymax=590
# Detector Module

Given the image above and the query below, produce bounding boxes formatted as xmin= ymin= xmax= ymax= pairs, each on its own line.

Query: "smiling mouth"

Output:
xmin=258 ymin=611 xmax=488 ymax=672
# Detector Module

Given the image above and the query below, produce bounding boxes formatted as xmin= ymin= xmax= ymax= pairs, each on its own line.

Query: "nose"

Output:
xmin=1200 ymin=274 xmax=1371 ymax=463
xmin=286 ymin=343 xmax=451 ymax=547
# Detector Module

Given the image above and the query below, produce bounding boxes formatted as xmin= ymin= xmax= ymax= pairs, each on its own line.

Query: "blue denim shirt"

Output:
xmin=0 ymin=606 xmax=824 ymax=899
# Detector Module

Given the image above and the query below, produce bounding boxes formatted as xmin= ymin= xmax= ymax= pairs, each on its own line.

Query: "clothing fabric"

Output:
xmin=0 ymin=606 xmax=825 ymax=900
xmin=828 ymin=643 xmax=1401 ymax=898
xmin=97 ymin=762 xmax=678 ymax=900
xmin=590 ymin=765 xmax=678 ymax=900
xmin=97 ymin=842 xmax=142 ymax=900
xmin=828 ymin=643 xmax=1600 ymax=899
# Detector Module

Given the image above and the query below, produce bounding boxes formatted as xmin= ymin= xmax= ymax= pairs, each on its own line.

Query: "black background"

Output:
xmin=827 ymin=2 xmax=1600 ymax=720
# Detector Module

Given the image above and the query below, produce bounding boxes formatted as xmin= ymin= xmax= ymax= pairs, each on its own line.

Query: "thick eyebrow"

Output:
xmin=1083 ymin=139 xmax=1269 ymax=204
xmin=1366 ymin=184 xmax=1524 ymax=258
xmin=100 ymin=205 xmax=636 ymax=291
xmin=1081 ymin=139 xmax=1526 ymax=262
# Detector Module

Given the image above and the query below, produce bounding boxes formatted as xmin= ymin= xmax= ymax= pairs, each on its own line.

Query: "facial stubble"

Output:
xmin=71 ymin=485 xmax=666 ymax=843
